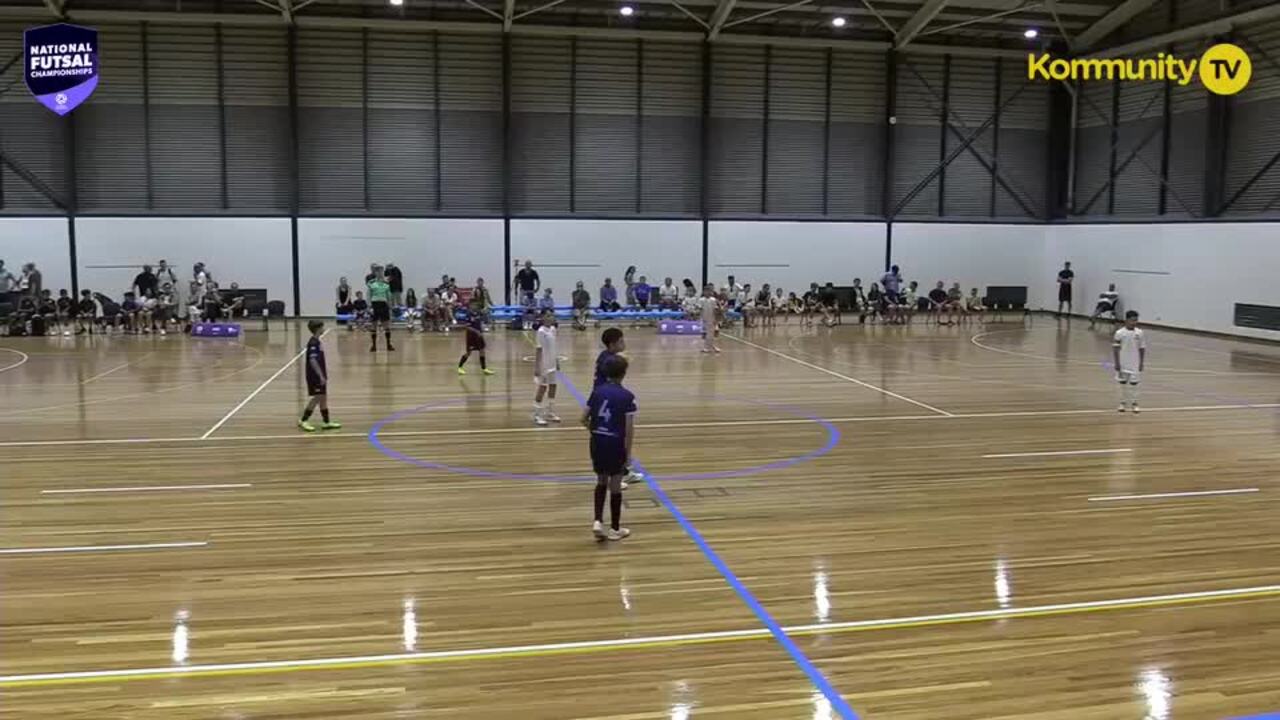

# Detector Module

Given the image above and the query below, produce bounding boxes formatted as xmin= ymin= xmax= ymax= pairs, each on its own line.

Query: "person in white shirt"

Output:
xmin=722 ymin=275 xmax=743 ymax=310
xmin=699 ymin=283 xmax=721 ymax=354
xmin=658 ymin=277 xmax=680 ymax=309
xmin=1113 ymin=310 xmax=1147 ymax=413
xmin=1090 ymin=283 xmax=1120 ymax=328
xmin=533 ymin=309 xmax=561 ymax=426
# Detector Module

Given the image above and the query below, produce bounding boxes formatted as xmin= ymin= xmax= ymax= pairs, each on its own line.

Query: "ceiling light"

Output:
xmin=831 ymin=16 xmax=847 ymax=27
xmin=1023 ymin=28 xmax=1038 ymax=39
xmin=619 ymin=5 xmax=635 ymax=16
xmin=389 ymin=0 xmax=404 ymax=5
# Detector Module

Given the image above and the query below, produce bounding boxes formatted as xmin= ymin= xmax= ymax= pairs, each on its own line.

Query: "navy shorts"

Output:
xmin=590 ymin=435 xmax=627 ymax=476
xmin=307 ymin=381 xmax=326 ymax=397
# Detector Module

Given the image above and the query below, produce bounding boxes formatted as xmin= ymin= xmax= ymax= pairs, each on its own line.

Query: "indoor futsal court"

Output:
xmin=4 ymin=0 xmax=1280 ymax=718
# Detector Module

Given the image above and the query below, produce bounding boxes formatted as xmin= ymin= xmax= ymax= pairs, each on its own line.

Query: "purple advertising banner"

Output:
xmin=24 ymin=23 xmax=98 ymax=116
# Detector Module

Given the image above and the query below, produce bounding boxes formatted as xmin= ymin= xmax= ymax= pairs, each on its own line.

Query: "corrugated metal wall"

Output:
xmin=5 ymin=17 xmax=1274 ymax=221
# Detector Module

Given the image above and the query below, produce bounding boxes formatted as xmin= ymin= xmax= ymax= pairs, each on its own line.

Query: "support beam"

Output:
xmin=707 ymin=0 xmax=738 ymax=40
xmin=1074 ymin=0 xmax=1158 ymax=49
xmin=42 ymin=0 xmax=65 ymax=18
xmin=503 ymin=0 xmax=515 ymax=31
xmin=895 ymin=0 xmax=949 ymax=49
xmin=1088 ymin=3 xmax=1280 ymax=57
xmin=0 ymin=151 xmax=69 ymax=211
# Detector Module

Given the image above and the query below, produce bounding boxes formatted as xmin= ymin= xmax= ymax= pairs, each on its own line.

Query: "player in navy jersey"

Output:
xmin=593 ymin=327 xmax=626 ymax=387
xmin=457 ymin=312 xmax=496 ymax=375
xmin=299 ymin=320 xmax=341 ymax=432
xmin=584 ymin=354 xmax=636 ymax=541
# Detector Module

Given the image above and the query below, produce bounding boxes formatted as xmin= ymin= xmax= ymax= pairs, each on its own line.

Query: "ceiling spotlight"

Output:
xmin=1023 ymin=28 xmax=1039 ymax=39
xmin=831 ymin=16 xmax=847 ymax=27
xmin=389 ymin=0 xmax=404 ymax=6
xmin=619 ymin=4 xmax=635 ymax=16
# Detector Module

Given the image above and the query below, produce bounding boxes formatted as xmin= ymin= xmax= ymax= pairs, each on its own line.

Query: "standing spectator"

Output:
xmin=851 ymin=278 xmax=868 ymax=324
xmin=1056 ymin=261 xmax=1074 ymax=317
xmin=192 ymin=262 xmax=210 ymax=307
xmin=0 ymin=259 xmax=17 ymax=304
xmin=21 ymin=262 xmax=42 ymax=298
xmin=385 ymin=262 xmax=404 ymax=307
xmin=880 ymin=265 xmax=902 ymax=306
xmin=133 ymin=264 xmax=159 ymax=299
xmin=572 ymin=281 xmax=591 ymax=330
xmin=658 ymin=277 xmax=680 ymax=309
xmin=364 ymin=263 xmax=379 ymax=285
xmin=514 ymin=260 xmax=540 ymax=307
xmin=599 ymin=278 xmax=620 ymax=312
xmin=623 ymin=266 xmax=638 ymax=306
xmin=154 ymin=259 xmax=178 ymax=290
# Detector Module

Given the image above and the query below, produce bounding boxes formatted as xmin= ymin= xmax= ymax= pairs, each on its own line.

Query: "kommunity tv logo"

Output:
xmin=1027 ymin=43 xmax=1252 ymax=95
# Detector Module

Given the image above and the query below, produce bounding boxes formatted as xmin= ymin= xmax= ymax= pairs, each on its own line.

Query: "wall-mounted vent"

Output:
xmin=1234 ymin=304 xmax=1280 ymax=332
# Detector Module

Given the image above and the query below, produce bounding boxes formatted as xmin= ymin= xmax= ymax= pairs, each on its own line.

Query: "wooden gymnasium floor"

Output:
xmin=2 ymin=316 xmax=1280 ymax=719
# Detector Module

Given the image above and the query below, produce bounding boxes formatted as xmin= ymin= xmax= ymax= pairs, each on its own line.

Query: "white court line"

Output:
xmin=725 ymin=334 xmax=954 ymax=416
xmin=0 ymin=347 xmax=30 ymax=374
xmin=200 ymin=328 xmax=330 ymax=440
xmin=78 ymin=351 xmax=156 ymax=385
xmin=2 ymin=402 xmax=1279 ymax=449
xmin=1088 ymin=488 xmax=1260 ymax=502
xmin=1 ymin=582 xmax=1278 ymax=686
xmin=0 ymin=541 xmax=208 ymax=555
xmin=984 ymin=448 xmax=1132 ymax=459
xmin=41 ymin=484 xmax=251 ymax=495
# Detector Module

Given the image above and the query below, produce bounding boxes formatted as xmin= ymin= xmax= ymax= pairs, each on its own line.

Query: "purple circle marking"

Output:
xmin=368 ymin=394 xmax=841 ymax=483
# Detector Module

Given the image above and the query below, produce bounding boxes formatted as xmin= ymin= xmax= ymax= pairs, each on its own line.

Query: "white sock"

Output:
xmin=1128 ymin=383 xmax=1139 ymax=405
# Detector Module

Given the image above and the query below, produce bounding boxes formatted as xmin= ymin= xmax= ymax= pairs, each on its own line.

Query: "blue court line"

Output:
xmin=559 ymin=374 xmax=859 ymax=720
xmin=1230 ymin=714 xmax=1280 ymax=719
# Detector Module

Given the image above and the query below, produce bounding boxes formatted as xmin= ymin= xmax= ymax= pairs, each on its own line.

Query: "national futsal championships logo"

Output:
xmin=1027 ymin=43 xmax=1251 ymax=96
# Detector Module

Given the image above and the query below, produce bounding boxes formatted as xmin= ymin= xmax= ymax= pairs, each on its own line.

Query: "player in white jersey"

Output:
xmin=1112 ymin=310 xmax=1147 ymax=413
xmin=699 ymin=283 xmax=722 ymax=354
xmin=533 ymin=308 xmax=562 ymax=426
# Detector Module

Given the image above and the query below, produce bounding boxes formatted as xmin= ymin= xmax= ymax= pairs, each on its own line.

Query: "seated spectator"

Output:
xmin=538 ymin=288 xmax=556 ymax=313
xmin=1090 ymin=284 xmax=1120 ymax=328
xmin=965 ymin=287 xmax=986 ymax=323
xmin=599 ymin=278 xmax=621 ymax=312
xmin=336 ymin=277 xmax=354 ymax=315
xmin=55 ymin=289 xmax=73 ymax=337
xmin=820 ymin=282 xmax=841 ymax=327
xmin=121 ymin=291 xmax=143 ymax=332
xmin=35 ymin=289 xmax=57 ymax=336
xmin=405 ymin=288 xmax=418 ymax=311
xmin=155 ymin=282 xmax=178 ymax=334
xmin=740 ymin=283 xmax=758 ymax=328
xmin=658 ymin=277 xmax=680 ymax=309
xmin=682 ymin=278 xmax=698 ymax=300
xmin=572 ymin=281 xmax=591 ymax=331
xmin=94 ymin=292 xmax=121 ymax=333
xmin=900 ymin=281 xmax=919 ymax=324
xmin=439 ymin=283 xmax=459 ymax=327
xmin=469 ymin=278 xmax=493 ymax=327
xmin=350 ymin=291 xmax=369 ymax=330
xmin=757 ymin=284 xmax=775 ymax=327
xmin=223 ymin=282 xmax=246 ymax=319
xmin=634 ymin=276 xmax=652 ymax=310
xmin=927 ymin=281 xmax=954 ymax=326
xmin=421 ymin=291 xmax=442 ymax=332
xmin=865 ymin=282 xmax=883 ymax=323
xmin=76 ymin=289 xmax=97 ymax=335
xmin=801 ymin=282 xmax=821 ymax=326
xmin=850 ymin=278 xmax=868 ymax=324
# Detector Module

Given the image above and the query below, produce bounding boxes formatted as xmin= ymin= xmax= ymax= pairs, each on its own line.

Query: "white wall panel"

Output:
xmin=298 ymin=218 xmax=504 ymax=315
xmin=708 ymin=221 xmax=885 ymax=296
xmin=510 ymin=220 xmax=702 ymax=303
xmin=75 ymin=217 xmax=293 ymax=312
xmin=0 ymin=218 xmax=71 ymax=297
xmin=893 ymin=223 xmax=1044 ymax=298
xmin=1042 ymin=223 xmax=1280 ymax=339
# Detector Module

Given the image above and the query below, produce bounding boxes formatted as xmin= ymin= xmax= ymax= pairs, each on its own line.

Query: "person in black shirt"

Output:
xmin=514 ymin=260 xmax=540 ymax=308
xmin=133 ymin=264 xmax=158 ymax=299
xmin=223 ymin=282 xmax=246 ymax=319
xmin=927 ymin=281 xmax=954 ymax=325
xmin=820 ymin=282 xmax=841 ymax=327
xmin=55 ymin=289 xmax=73 ymax=336
xmin=385 ymin=262 xmax=404 ymax=307
xmin=76 ymin=289 xmax=97 ymax=334
xmin=299 ymin=320 xmax=341 ymax=432
xmin=1056 ymin=261 xmax=1074 ymax=317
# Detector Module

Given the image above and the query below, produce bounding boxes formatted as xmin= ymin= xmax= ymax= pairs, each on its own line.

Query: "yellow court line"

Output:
xmin=3 ymin=585 xmax=1278 ymax=688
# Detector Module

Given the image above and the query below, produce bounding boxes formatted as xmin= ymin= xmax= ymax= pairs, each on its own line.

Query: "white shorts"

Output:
xmin=1117 ymin=369 xmax=1141 ymax=384
xmin=535 ymin=368 xmax=558 ymax=386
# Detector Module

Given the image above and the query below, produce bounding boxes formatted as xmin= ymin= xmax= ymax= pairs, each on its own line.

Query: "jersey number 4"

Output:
xmin=597 ymin=401 xmax=612 ymax=424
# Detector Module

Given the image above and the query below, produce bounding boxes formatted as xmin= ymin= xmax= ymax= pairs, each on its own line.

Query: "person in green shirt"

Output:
xmin=367 ymin=266 xmax=395 ymax=353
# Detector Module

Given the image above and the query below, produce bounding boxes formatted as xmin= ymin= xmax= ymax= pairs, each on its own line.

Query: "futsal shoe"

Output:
xmin=592 ymin=521 xmax=607 ymax=539
xmin=321 ymin=421 xmax=343 ymax=430
xmin=545 ymin=410 xmax=562 ymax=423
xmin=534 ymin=412 xmax=549 ymax=427
xmin=457 ymin=367 xmax=467 ymax=375
xmin=298 ymin=420 xmax=317 ymax=432
xmin=1117 ymin=404 xmax=1127 ymax=412
xmin=607 ymin=528 xmax=631 ymax=541
xmin=1131 ymin=404 xmax=1141 ymax=414
xmin=482 ymin=368 xmax=496 ymax=375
